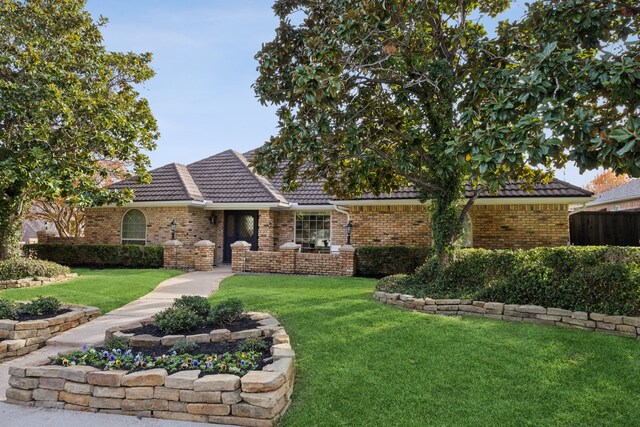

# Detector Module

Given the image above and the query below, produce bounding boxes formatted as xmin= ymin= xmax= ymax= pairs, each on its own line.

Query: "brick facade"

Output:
xmin=80 ymin=202 xmax=570 ymax=270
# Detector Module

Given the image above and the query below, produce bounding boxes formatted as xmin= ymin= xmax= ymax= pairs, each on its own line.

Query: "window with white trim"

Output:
xmin=295 ymin=212 xmax=331 ymax=251
xmin=121 ymin=209 xmax=146 ymax=245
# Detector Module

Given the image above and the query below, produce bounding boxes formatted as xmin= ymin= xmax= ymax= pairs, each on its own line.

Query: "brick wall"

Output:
xmin=85 ymin=206 xmax=225 ymax=264
xmin=350 ymin=205 xmax=431 ymax=247
xmin=232 ymin=242 xmax=356 ymax=276
xmin=470 ymin=204 xmax=569 ymax=248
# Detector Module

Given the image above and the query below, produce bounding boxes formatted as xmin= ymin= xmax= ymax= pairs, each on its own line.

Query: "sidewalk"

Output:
xmin=0 ymin=266 xmax=233 ymax=426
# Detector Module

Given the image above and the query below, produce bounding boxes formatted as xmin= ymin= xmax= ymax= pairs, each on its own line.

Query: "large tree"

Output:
xmin=253 ymin=0 xmax=640 ymax=264
xmin=0 ymin=0 xmax=158 ymax=259
xmin=586 ymin=170 xmax=632 ymax=195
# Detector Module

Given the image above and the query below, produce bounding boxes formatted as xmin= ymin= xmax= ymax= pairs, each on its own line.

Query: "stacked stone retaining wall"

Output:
xmin=0 ymin=273 xmax=78 ymax=290
xmin=374 ymin=292 xmax=640 ymax=338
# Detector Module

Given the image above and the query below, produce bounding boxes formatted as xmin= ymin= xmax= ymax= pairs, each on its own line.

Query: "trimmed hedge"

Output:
xmin=356 ymin=246 xmax=431 ymax=278
xmin=24 ymin=244 xmax=163 ymax=268
xmin=0 ymin=258 xmax=70 ymax=281
xmin=376 ymin=246 xmax=640 ymax=316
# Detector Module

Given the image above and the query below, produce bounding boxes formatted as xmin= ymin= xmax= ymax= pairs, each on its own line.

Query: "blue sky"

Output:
xmin=86 ymin=0 xmax=600 ymax=188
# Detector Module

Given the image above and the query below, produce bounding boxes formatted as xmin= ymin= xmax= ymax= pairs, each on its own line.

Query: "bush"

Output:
xmin=23 ymin=296 xmax=61 ymax=316
xmin=208 ymin=298 xmax=244 ymax=325
xmin=379 ymin=246 xmax=640 ymax=315
xmin=0 ymin=257 xmax=69 ymax=281
xmin=155 ymin=307 xmax=203 ymax=335
xmin=174 ymin=295 xmax=211 ymax=318
xmin=23 ymin=244 xmax=163 ymax=268
xmin=375 ymin=274 xmax=410 ymax=293
xmin=357 ymin=246 xmax=431 ymax=278
xmin=169 ymin=339 xmax=199 ymax=355
xmin=238 ymin=337 xmax=270 ymax=353
xmin=0 ymin=298 xmax=18 ymax=320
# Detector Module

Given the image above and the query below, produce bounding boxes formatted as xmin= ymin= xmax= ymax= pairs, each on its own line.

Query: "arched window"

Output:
xmin=121 ymin=209 xmax=146 ymax=245
xmin=456 ymin=215 xmax=473 ymax=248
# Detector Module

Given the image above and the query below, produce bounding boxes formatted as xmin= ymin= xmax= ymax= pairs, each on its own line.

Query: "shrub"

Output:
xmin=0 ymin=298 xmax=18 ymax=320
xmin=174 ymin=295 xmax=211 ymax=318
xmin=169 ymin=339 xmax=199 ymax=355
xmin=104 ymin=337 xmax=129 ymax=352
xmin=380 ymin=246 xmax=640 ymax=315
xmin=208 ymin=298 xmax=244 ymax=325
xmin=23 ymin=296 xmax=61 ymax=316
xmin=155 ymin=307 xmax=203 ymax=335
xmin=23 ymin=244 xmax=163 ymax=268
xmin=238 ymin=337 xmax=270 ymax=353
xmin=357 ymin=246 xmax=431 ymax=278
xmin=375 ymin=274 xmax=410 ymax=293
xmin=0 ymin=257 xmax=69 ymax=281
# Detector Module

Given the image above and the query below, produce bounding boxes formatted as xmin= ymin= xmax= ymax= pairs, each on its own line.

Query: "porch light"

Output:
xmin=346 ymin=221 xmax=353 ymax=245
xmin=170 ymin=219 xmax=177 ymax=240
xmin=209 ymin=212 xmax=217 ymax=224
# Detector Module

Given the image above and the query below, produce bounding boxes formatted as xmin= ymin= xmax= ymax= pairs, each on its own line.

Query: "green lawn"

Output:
xmin=0 ymin=268 xmax=183 ymax=314
xmin=213 ymin=275 xmax=640 ymax=427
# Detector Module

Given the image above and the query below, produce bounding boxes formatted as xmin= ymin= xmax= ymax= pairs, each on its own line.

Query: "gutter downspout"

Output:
xmin=334 ymin=205 xmax=350 ymax=225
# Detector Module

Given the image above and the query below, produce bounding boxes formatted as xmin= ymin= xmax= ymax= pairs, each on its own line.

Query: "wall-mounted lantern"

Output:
xmin=209 ymin=212 xmax=217 ymax=225
xmin=170 ymin=219 xmax=177 ymax=240
xmin=346 ymin=221 xmax=353 ymax=245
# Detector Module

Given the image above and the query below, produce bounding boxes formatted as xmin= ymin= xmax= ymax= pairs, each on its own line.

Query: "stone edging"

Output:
xmin=374 ymin=292 xmax=640 ymax=338
xmin=0 ymin=304 xmax=100 ymax=361
xmin=0 ymin=273 xmax=78 ymax=290
xmin=6 ymin=312 xmax=295 ymax=427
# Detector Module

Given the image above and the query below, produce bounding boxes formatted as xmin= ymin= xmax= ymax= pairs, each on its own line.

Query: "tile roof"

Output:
xmin=110 ymin=163 xmax=205 ymax=201
xmin=110 ymin=148 xmax=592 ymax=204
xmin=187 ymin=150 xmax=287 ymax=203
xmin=587 ymin=179 xmax=640 ymax=206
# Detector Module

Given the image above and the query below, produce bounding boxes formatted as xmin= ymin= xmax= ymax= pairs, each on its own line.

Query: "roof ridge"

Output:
xmin=549 ymin=177 xmax=592 ymax=196
xmin=230 ymin=150 xmax=288 ymax=204
xmin=173 ymin=163 xmax=204 ymax=201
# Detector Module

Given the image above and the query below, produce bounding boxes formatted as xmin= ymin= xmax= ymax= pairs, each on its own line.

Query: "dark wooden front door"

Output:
xmin=223 ymin=211 xmax=259 ymax=263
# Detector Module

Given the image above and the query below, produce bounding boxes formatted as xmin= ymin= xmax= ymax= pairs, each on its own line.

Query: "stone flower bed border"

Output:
xmin=6 ymin=312 xmax=295 ymax=427
xmin=0 ymin=304 xmax=100 ymax=361
xmin=375 ymin=292 xmax=640 ymax=338
xmin=0 ymin=273 xmax=78 ymax=290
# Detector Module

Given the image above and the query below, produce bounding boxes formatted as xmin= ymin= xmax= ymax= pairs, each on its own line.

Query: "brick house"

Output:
xmin=583 ymin=179 xmax=640 ymax=211
xmin=74 ymin=149 xmax=592 ymax=268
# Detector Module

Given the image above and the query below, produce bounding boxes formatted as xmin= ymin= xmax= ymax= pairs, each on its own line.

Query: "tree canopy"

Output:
xmin=586 ymin=170 xmax=632 ymax=195
xmin=252 ymin=0 xmax=640 ymax=262
xmin=0 ymin=0 xmax=158 ymax=258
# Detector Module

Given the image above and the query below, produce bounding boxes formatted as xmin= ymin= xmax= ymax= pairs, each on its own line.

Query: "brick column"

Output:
xmin=258 ymin=210 xmax=275 ymax=251
xmin=36 ymin=230 xmax=56 ymax=244
xmin=339 ymin=244 xmax=356 ymax=276
xmin=163 ymin=240 xmax=184 ymax=269
xmin=194 ymin=240 xmax=215 ymax=271
xmin=279 ymin=242 xmax=301 ymax=274
xmin=231 ymin=241 xmax=252 ymax=273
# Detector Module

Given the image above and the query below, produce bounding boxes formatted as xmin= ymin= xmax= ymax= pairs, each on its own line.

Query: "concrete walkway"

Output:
xmin=0 ymin=266 xmax=233 ymax=426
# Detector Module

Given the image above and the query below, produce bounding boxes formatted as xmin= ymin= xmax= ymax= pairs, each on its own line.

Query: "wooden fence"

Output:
xmin=570 ymin=211 xmax=640 ymax=246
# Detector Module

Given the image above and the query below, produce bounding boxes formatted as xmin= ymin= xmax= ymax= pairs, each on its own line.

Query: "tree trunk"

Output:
xmin=0 ymin=193 xmax=29 ymax=260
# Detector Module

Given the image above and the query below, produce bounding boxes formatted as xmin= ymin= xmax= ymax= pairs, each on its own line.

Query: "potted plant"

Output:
xmin=322 ymin=239 xmax=329 ymax=247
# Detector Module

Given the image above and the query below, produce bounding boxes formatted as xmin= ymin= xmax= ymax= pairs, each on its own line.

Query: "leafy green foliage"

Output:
xmin=103 ymin=337 xmax=129 ymax=352
xmin=173 ymin=295 xmax=211 ymax=319
xmin=0 ymin=298 xmax=18 ymax=320
xmin=208 ymin=298 xmax=244 ymax=326
xmin=169 ymin=339 xmax=199 ymax=355
xmin=357 ymin=246 xmax=431 ymax=278
xmin=23 ymin=296 xmax=61 ymax=316
xmin=0 ymin=257 xmax=69 ymax=281
xmin=154 ymin=307 xmax=203 ymax=335
xmin=0 ymin=0 xmax=159 ymax=259
xmin=24 ymin=244 xmax=163 ymax=268
xmin=53 ymin=347 xmax=262 ymax=376
xmin=379 ymin=247 xmax=640 ymax=315
xmin=238 ymin=337 xmax=270 ymax=354
xmin=253 ymin=0 xmax=640 ymax=262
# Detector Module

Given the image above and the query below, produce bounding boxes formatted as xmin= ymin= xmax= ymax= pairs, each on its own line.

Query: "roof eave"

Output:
xmin=586 ymin=194 xmax=640 ymax=207
xmin=331 ymin=196 xmax=594 ymax=207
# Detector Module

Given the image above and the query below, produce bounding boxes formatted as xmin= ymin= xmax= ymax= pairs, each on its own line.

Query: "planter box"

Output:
xmin=0 ymin=273 xmax=78 ymax=290
xmin=374 ymin=291 xmax=640 ymax=339
xmin=0 ymin=304 xmax=100 ymax=361
xmin=6 ymin=312 xmax=295 ymax=426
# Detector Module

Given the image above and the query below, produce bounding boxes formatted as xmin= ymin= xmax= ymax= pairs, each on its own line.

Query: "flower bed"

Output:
xmin=375 ymin=291 xmax=640 ymax=338
xmin=6 ymin=312 xmax=295 ymax=427
xmin=0 ymin=273 xmax=77 ymax=290
xmin=0 ymin=303 xmax=100 ymax=361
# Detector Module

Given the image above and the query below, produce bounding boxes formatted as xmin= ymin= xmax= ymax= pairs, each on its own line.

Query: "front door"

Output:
xmin=223 ymin=211 xmax=258 ymax=263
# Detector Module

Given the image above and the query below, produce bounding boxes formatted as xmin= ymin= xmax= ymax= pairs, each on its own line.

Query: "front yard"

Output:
xmin=0 ymin=268 xmax=182 ymax=314
xmin=213 ymin=274 xmax=640 ymax=427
